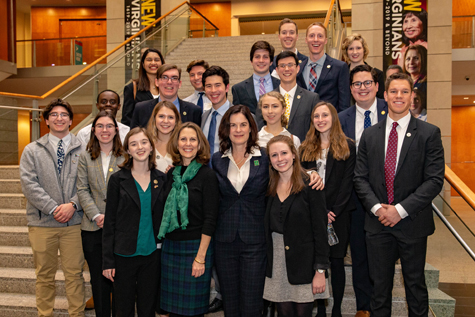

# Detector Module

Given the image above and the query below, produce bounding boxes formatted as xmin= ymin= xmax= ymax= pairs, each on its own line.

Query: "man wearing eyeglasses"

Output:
xmin=77 ymin=90 xmax=130 ymax=147
xmin=131 ymin=64 xmax=201 ymax=128
xmin=255 ymin=51 xmax=319 ymax=142
xmin=338 ymin=64 xmax=387 ymax=317
xmin=20 ymin=99 xmax=86 ymax=316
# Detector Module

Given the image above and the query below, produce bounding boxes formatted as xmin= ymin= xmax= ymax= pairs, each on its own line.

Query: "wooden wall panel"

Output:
xmin=0 ymin=0 xmax=8 ymax=61
xmin=453 ymin=0 xmax=475 ymax=17
xmin=451 ymin=106 xmax=475 ymax=195
xmin=189 ymin=2 xmax=231 ymax=37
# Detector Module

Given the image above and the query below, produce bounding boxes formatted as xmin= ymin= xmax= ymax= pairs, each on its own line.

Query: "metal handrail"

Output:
xmin=432 ymin=202 xmax=475 ymax=261
xmin=445 ymin=165 xmax=475 ymax=212
xmin=16 ymin=35 xmax=106 ymax=43
xmin=188 ymin=3 xmax=219 ymax=31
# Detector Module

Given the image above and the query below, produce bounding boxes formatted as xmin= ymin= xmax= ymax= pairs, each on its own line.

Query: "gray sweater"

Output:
xmin=20 ymin=133 xmax=84 ymax=227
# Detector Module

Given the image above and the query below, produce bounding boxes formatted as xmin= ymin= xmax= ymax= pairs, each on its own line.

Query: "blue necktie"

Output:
xmin=197 ymin=92 xmax=204 ymax=112
xmin=57 ymin=140 xmax=65 ymax=174
xmin=364 ymin=110 xmax=371 ymax=129
xmin=208 ymin=111 xmax=218 ymax=156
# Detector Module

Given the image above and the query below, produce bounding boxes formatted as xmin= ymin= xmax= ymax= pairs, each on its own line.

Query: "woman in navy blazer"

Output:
xmin=300 ymin=102 xmax=356 ymax=317
xmin=102 ymin=127 xmax=167 ymax=316
xmin=211 ymin=105 xmax=269 ymax=317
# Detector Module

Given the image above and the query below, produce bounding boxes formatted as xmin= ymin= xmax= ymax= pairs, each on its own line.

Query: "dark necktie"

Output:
xmin=57 ymin=139 xmax=65 ymax=175
xmin=197 ymin=92 xmax=204 ymax=112
xmin=309 ymin=63 xmax=318 ymax=90
xmin=364 ymin=110 xmax=371 ymax=129
xmin=385 ymin=122 xmax=398 ymax=204
xmin=208 ymin=111 xmax=219 ymax=155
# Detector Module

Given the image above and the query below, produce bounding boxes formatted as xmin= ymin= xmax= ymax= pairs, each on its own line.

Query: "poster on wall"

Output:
xmin=124 ymin=0 xmax=161 ymax=82
xmin=383 ymin=0 xmax=427 ymax=121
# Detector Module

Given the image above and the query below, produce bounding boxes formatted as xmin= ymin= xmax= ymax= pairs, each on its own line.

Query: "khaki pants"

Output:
xmin=28 ymin=225 xmax=86 ymax=317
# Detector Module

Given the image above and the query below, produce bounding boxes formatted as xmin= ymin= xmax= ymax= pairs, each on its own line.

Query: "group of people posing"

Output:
xmin=20 ymin=17 xmax=444 ymax=317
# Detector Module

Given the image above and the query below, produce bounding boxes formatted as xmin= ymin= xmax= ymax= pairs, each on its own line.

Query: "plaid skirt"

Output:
xmin=160 ymin=238 xmax=214 ymax=315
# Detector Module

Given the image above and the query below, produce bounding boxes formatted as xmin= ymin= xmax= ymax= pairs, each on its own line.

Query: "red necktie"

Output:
xmin=385 ymin=122 xmax=398 ymax=204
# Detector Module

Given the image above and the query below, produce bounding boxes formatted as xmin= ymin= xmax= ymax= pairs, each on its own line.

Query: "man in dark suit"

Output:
xmin=354 ymin=72 xmax=445 ymax=317
xmin=232 ymin=41 xmax=280 ymax=114
xmin=297 ymin=22 xmax=350 ymax=112
xmin=256 ymin=51 xmax=319 ymax=142
xmin=339 ymin=64 xmax=388 ymax=317
xmin=130 ymin=64 xmax=201 ymax=128
xmin=269 ymin=18 xmax=308 ymax=79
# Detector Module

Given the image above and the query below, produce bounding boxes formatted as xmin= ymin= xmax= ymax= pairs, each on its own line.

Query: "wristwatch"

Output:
xmin=70 ymin=201 xmax=77 ymax=210
xmin=317 ymin=269 xmax=325 ymax=274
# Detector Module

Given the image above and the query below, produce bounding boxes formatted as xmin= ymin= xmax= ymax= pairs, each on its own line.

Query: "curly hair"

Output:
xmin=341 ymin=33 xmax=369 ymax=63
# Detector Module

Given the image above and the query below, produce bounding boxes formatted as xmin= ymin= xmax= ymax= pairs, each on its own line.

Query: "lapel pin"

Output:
xmin=254 ymin=160 xmax=259 ymax=166
xmin=381 ymin=110 xmax=386 ymax=115
xmin=154 ymin=185 xmax=158 ymax=188
xmin=154 ymin=179 xmax=158 ymax=184
xmin=327 ymin=65 xmax=331 ymax=68
xmin=109 ymin=168 xmax=113 ymax=172
xmin=183 ymin=111 xmax=187 ymax=116
xmin=297 ymin=95 xmax=301 ymax=99
xmin=299 ymin=60 xmax=302 ymax=63
xmin=406 ymin=133 xmax=411 ymax=137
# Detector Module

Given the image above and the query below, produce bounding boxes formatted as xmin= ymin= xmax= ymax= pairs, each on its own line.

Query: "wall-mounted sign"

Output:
xmin=74 ymin=40 xmax=83 ymax=65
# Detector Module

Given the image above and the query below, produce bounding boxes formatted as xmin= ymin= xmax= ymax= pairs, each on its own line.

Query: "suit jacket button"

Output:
xmin=285 ymin=246 xmax=289 ymax=250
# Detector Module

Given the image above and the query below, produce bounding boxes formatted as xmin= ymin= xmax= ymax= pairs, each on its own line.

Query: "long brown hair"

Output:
xmin=267 ymin=135 xmax=307 ymax=196
xmin=300 ymin=102 xmax=350 ymax=162
xmin=119 ymin=127 xmax=156 ymax=170
xmin=86 ymin=111 xmax=123 ymax=160
xmin=167 ymin=122 xmax=211 ymax=166
xmin=218 ymin=105 xmax=259 ymax=154
xmin=146 ymin=101 xmax=181 ymax=143
xmin=135 ymin=48 xmax=165 ymax=91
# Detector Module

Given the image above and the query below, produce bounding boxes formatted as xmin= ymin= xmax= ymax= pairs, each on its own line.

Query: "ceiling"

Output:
xmin=17 ymin=0 xmax=106 ymax=13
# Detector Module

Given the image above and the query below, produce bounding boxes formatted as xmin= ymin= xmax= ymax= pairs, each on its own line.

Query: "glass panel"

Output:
xmin=453 ymin=16 xmax=474 ymax=49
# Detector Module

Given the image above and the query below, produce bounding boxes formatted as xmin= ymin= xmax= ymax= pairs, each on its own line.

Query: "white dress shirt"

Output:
xmin=202 ymin=100 xmax=231 ymax=154
xmin=370 ymin=112 xmax=412 ymax=219
xmin=355 ymin=98 xmax=378 ymax=148
xmin=279 ymin=84 xmax=298 ymax=115
xmin=222 ymin=147 xmax=262 ymax=194
xmin=100 ymin=151 xmax=112 ymax=180
xmin=184 ymin=90 xmax=212 ymax=111
xmin=77 ymin=122 xmax=130 ymax=148
xmin=257 ymin=127 xmax=301 ymax=149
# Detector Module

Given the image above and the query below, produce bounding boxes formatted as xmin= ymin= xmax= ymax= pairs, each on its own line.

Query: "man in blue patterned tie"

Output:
xmin=20 ymin=99 xmax=86 ymax=316
xmin=184 ymin=59 xmax=211 ymax=112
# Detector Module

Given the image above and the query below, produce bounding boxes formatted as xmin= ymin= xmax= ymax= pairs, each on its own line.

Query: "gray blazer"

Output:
xmin=77 ymin=151 xmax=124 ymax=231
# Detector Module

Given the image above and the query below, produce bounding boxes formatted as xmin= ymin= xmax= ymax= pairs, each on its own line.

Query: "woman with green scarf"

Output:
xmin=159 ymin=122 xmax=219 ymax=317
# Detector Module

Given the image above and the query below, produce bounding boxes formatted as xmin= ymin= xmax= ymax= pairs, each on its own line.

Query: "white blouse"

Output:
xmin=222 ymin=147 xmax=262 ymax=194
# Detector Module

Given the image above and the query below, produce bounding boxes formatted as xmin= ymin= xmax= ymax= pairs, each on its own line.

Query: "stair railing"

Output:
xmin=323 ymin=0 xmax=346 ymax=60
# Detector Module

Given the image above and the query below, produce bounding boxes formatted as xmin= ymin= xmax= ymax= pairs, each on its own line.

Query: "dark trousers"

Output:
xmin=349 ymin=197 xmax=372 ymax=311
xmin=215 ymin=234 xmax=266 ymax=317
xmin=114 ymin=250 xmax=159 ymax=317
xmin=81 ymin=229 xmax=114 ymax=317
xmin=366 ymin=229 xmax=428 ymax=317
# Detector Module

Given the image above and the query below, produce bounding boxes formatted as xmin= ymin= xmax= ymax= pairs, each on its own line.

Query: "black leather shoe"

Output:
xmin=208 ymin=297 xmax=223 ymax=313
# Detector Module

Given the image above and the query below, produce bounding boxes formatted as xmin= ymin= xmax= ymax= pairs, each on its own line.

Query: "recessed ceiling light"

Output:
xmin=464 ymin=97 xmax=469 ymax=99
xmin=473 ymin=101 xmax=475 ymax=103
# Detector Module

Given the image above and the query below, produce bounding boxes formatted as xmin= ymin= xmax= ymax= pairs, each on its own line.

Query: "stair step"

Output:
xmin=0 ymin=180 xmax=22 ymax=194
xmin=0 ymin=293 xmax=95 ymax=317
xmin=0 ymin=226 xmax=30 ymax=246
xmin=0 ymin=194 xmax=26 ymax=209
xmin=0 ymin=209 xmax=27 ymax=226
xmin=0 ymin=267 xmax=91 ymax=297
xmin=428 ymin=288 xmax=456 ymax=317
xmin=0 ymin=246 xmax=34 ymax=268
xmin=0 ymin=166 xmax=19 ymax=179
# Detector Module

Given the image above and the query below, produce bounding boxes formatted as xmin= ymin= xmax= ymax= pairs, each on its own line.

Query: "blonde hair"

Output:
xmin=341 ymin=33 xmax=369 ymax=63
xmin=258 ymin=91 xmax=288 ymax=127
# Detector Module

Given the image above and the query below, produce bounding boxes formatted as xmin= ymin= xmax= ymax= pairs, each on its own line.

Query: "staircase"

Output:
xmin=0 ymin=166 xmax=93 ymax=316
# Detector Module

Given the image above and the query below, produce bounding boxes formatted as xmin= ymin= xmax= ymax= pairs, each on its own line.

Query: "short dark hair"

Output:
xmin=350 ymin=64 xmax=378 ymax=85
xmin=186 ymin=60 xmax=210 ymax=73
xmin=167 ymin=122 xmax=210 ymax=166
xmin=250 ymin=41 xmax=275 ymax=62
xmin=386 ymin=64 xmax=403 ymax=74
xmin=87 ymin=111 xmax=123 ymax=160
xmin=202 ymin=65 xmax=230 ymax=87
xmin=279 ymin=18 xmax=298 ymax=34
xmin=43 ymin=98 xmax=74 ymax=121
xmin=385 ymin=72 xmax=414 ymax=92
xmin=275 ymin=51 xmax=299 ymax=66
xmin=218 ymin=105 xmax=259 ymax=155
xmin=157 ymin=64 xmax=181 ymax=80
xmin=96 ymin=89 xmax=120 ymax=105
xmin=402 ymin=9 xmax=427 ymax=45
xmin=119 ymin=127 xmax=156 ymax=171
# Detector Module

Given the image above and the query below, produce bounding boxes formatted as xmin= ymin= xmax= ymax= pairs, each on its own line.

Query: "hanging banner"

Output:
xmin=383 ymin=0 xmax=428 ymax=121
xmin=74 ymin=40 xmax=83 ymax=65
xmin=124 ymin=0 xmax=161 ymax=81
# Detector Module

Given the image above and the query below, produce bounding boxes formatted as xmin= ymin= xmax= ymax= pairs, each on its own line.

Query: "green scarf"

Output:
xmin=158 ymin=160 xmax=202 ymax=239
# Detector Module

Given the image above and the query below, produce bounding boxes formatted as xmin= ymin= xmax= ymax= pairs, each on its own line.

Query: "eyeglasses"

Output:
xmin=160 ymin=75 xmax=180 ymax=83
xmin=95 ymin=124 xmax=115 ymax=130
xmin=49 ymin=112 xmax=70 ymax=119
xmin=277 ymin=63 xmax=297 ymax=69
xmin=100 ymin=99 xmax=117 ymax=105
xmin=351 ymin=80 xmax=374 ymax=89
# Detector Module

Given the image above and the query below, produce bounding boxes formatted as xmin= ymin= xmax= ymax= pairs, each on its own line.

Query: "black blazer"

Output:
xmin=130 ymin=98 xmax=201 ymax=129
xmin=354 ymin=116 xmax=445 ymax=238
xmin=212 ymin=149 xmax=269 ymax=244
xmin=231 ymin=75 xmax=280 ymax=114
xmin=102 ymin=168 xmax=166 ymax=270
xmin=122 ymin=82 xmax=154 ymax=127
xmin=297 ymin=54 xmax=350 ymax=112
xmin=265 ymin=183 xmax=329 ymax=285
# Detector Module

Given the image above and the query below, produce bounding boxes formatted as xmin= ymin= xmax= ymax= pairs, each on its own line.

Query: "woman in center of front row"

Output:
xmin=211 ymin=105 xmax=269 ymax=317
xmin=263 ymin=135 xmax=330 ymax=317
xmin=300 ymin=101 xmax=356 ymax=317
xmin=159 ymin=122 xmax=219 ymax=317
